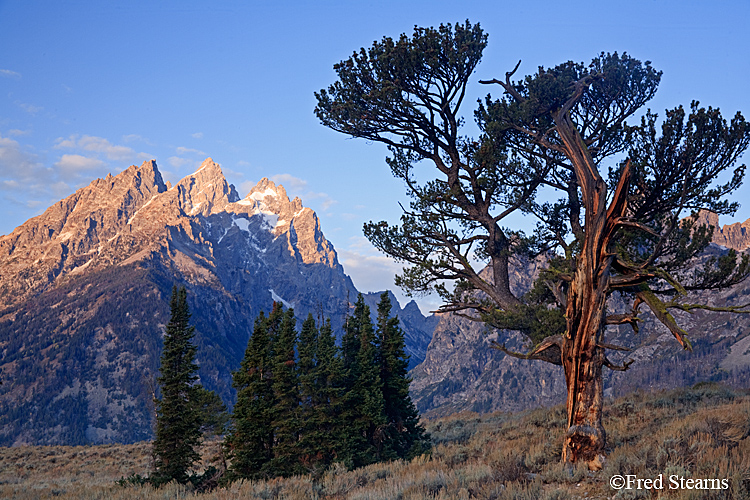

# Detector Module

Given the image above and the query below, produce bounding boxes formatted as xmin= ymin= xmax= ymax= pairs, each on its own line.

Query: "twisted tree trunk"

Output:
xmin=554 ymin=110 xmax=629 ymax=468
xmin=561 ymin=256 xmax=608 ymax=467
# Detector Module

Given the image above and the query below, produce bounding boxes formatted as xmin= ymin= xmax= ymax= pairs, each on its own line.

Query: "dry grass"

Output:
xmin=1 ymin=384 xmax=748 ymax=499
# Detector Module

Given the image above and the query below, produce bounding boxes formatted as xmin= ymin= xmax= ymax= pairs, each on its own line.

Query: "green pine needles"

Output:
xmin=152 ymin=286 xmax=225 ymax=487
xmin=152 ymin=286 xmax=201 ymax=484
xmin=225 ymin=293 xmax=430 ymax=481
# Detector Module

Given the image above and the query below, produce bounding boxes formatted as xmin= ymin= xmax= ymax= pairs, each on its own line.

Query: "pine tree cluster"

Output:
xmin=225 ymin=292 xmax=430 ymax=480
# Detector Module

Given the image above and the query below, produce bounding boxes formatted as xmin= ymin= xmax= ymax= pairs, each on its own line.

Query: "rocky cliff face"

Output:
xmin=410 ymin=217 xmax=750 ymax=417
xmin=0 ymin=159 xmax=434 ymax=446
xmin=696 ymin=210 xmax=750 ymax=251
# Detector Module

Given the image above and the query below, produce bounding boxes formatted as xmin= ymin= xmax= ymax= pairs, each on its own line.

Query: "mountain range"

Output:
xmin=0 ymin=159 xmax=434 ymax=446
xmin=1 ymin=157 xmax=748 ymax=445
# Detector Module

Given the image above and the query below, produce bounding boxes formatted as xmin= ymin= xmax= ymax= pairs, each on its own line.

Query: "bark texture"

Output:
xmin=555 ymin=111 xmax=630 ymax=468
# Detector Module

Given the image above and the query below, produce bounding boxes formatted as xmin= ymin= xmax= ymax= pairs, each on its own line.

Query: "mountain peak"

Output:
xmin=247 ymin=177 xmax=288 ymax=202
xmin=173 ymin=158 xmax=239 ymax=215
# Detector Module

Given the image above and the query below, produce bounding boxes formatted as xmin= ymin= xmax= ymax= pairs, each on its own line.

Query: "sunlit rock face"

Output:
xmin=696 ymin=210 xmax=750 ymax=252
xmin=0 ymin=158 xmax=436 ymax=445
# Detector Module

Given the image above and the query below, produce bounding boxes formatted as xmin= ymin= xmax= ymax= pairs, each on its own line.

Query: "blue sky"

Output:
xmin=1 ymin=1 xmax=748 ymax=313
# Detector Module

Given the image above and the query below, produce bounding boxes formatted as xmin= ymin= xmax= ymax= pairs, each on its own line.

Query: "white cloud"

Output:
xmin=8 ymin=129 xmax=31 ymax=137
xmin=175 ymin=146 xmax=205 ymax=156
xmin=0 ymin=134 xmax=45 ymax=180
xmin=54 ymin=137 xmax=77 ymax=149
xmin=55 ymin=135 xmax=135 ymax=161
xmin=318 ymin=197 xmax=337 ymax=211
xmin=79 ymin=136 xmax=134 ymax=160
xmin=0 ymin=69 xmax=21 ymax=79
xmin=168 ymin=156 xmax=198 ymax=169
xmin=191 ymin=132 xmax=204 ymax=139
xmin=238 ymin=180 xmax=256 ymax=195
xmin=268 ymin=173 xmax=338 ymax=211
xmin=338 ymin=248 xmax=400 ymax=294
xmin=54 ymin=154 xmax=106 ymax=179
xmin=47 ymin=181 xmax=73 ymax=197
xmin=15 ymin=101 xmax=42 ymax=114
xmin=122 ymin=134 xmax=153 ymax=145
xmin=270 ymin=173 xmax=308 ymax=192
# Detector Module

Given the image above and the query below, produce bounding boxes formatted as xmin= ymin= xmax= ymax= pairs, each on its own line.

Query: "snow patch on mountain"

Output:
xmin=269 ymin=288 xmax=294 ymax=309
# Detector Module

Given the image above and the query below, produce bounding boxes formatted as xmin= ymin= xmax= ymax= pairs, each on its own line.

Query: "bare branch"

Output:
xmin=479 ymin=60 xmax=524 ymax=102
xmin=665 ymin=301 xmax=750 ymax=314
xmin=637 ymin=288 xmax=693 ymax=351
xmin=603 ymin=357 xmax=634 ymax=371
xmin=490 ymin=335 xmax=563 ymax=366
xmin=596 ymin=342 xmax=631 ymax=352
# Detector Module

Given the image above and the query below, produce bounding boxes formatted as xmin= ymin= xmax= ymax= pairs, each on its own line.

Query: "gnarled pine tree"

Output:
xmin=315 ymin=21 xmax=750 ymax=467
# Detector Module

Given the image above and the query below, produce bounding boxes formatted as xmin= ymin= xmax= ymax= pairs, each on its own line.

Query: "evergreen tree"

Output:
xmin=226 ymin=310 xmax=276 ymax=480
xmin=315 ymin=318 xmax=344 ymax=466
xmin=298 ymin=316 xmax=344 ymax=473
xmin=375 ymin=292 xmax=430 ymax=460
xmin=152 ymin=286 xmax=202 ymax=485
xmin=297 ymin=314 xmax=323 ymax=471
xmin=269 ymin=307 xmax=301 ymax=476
xmin=339 ymin=294 xmax=386 ymax=468
xmin=193 ymin=386 xmax=229 ymax=438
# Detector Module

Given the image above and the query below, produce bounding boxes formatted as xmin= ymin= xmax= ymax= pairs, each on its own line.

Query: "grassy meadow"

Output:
xmin=0 ymin=384 xmax=748 ymax=499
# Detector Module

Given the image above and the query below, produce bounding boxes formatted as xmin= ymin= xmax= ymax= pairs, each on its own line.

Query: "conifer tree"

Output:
xmin=152 ymin=286 xmax=202 ymax=485
xmin=375 ymin=292 xmax=430 ymax=460
xmin=339 ymin=294 xmax=386 ymax=468
xmin=297 ymin=314 xmax=324 ymax=472
xmin=226 ymin=310 xmax=276 ymax=480
xmin=269 ymin=307 xmax=301 ymax=476
xmin=311 ymin=318 xmax=344 ymax=470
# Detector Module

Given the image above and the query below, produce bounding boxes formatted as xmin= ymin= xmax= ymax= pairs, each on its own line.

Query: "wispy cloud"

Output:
xmin=337 ymin=237 xmax=401 ymax=294
xmin=268 ymin=173 xmax=337 ymax=211
xmin=175 ymin=146 xmax=205 ymax=156
xmin=8 ymin=129 xmax=31 ymax=137
xmin=168 ymin=156 xmax=195 ymax=169
xmin=122 ymin=134 xmax=152 ymax=145
xmin=0 ymin=69 xmax=21 ymax=79
xmin=55 ymin=135 xmax=135 ymax=161
xmin=338 ymin=236 xmax=439 ymax=314
xmin=15 ymin=100 xmax=42 ymax=115
xmin=191 ymin=132 xmax=204 ymax=139
xmin=0 ymin=134 xmax=46 ymax=182
xmin=270 ymin=173 xmax=308 ymax=192
xmin=54 ymin=154 xmax=106 ymax=180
